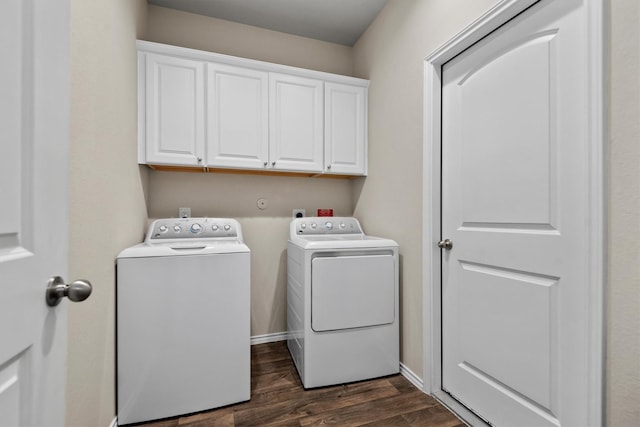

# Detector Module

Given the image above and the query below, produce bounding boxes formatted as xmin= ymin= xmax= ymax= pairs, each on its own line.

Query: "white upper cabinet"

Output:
xmin=138 ymin=41 xmax=368 ymax=176
xmin=269 ymin=73 xmax=324 ymax=173
xmin=206 ymin=63 xmax=269 ymax=169
xmin=144 ymin=53 xmax=205 ymax=167
xmin=324 ymin=82 xmax=367 ymax=175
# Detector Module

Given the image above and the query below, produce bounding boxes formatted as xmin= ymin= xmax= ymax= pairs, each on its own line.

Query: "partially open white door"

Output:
xmin=0 ymin=1 xmax=75 ymax=425
xmin=440 ymin=1 xmax=599 ymax=425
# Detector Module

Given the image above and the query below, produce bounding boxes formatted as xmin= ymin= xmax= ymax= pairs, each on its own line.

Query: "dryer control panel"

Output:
xmin=292 ymin=217 xmax=363 ymax=235
xmin=146 ymin=217 xmax=241 ymax=242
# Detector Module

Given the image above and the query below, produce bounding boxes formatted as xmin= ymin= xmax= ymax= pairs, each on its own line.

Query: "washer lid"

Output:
xmin=117 ymin=217 xmax=250 ymax=258
xmin=117 ymin=240 xmax=250 ymax=259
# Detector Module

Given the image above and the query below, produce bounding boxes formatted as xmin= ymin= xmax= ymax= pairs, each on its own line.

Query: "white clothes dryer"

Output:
xmin=287 ymin=217 xmax=399 ymax=388
xmin=116 ymin=218 xmax=250 ymax=425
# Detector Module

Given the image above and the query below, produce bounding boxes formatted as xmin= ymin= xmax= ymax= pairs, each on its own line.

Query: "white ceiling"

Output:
xmin=147 ymin=0 xmax=388 ymax=46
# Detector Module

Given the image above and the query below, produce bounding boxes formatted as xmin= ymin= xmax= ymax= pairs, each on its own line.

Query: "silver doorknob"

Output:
xmin=46 ymin=276 xmax=92 ymax=307
xmin=437 ymin=239 xmax=453 ymax=250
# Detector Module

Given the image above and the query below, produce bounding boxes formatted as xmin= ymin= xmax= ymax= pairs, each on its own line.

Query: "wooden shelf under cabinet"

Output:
xmin=146 ymin=164 xmax=359 ymax=179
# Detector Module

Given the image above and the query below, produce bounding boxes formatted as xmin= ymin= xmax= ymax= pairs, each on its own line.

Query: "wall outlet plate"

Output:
xmin=292 ymin=209 xmax=305 ymax=218
xmin=179 ymin=207 xmax=191 ymax=218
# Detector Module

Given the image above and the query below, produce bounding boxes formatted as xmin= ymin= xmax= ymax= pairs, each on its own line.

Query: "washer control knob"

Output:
xmin=339 ymin=222 xmax=346 ymax=229
xmin=311 ymin=223 xmax=317 ymax=229
xmin=159 ymin=225 xmax=168 ymax=233
xmin=173 ymin=225 xmax=181 ymax=233
xmin=224 ymin=224 xmax=231 ymax=231
xmin=325 ymin=222 xmax=333 ymax=230
xmin=190 ymin=223 xmax=202 ymax=233
xmin=212 ymin=224 xmax=219 ymax=231
xmin=301 ymin=223 xmax=307 ymax=229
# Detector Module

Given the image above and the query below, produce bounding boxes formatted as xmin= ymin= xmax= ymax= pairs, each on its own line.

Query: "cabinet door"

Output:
xmin=144 ymin=53 xmax=205 ymax=166
xmin=206 ymin=63 xmax=269 ymax=169
xmin=269 ymin=73 xmax=324 ymax=172
xmin=324 ymin=82 xmax=367 ymax=175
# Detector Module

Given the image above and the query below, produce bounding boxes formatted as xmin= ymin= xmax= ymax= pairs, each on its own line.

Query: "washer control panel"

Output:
xmin=146 ymin=218 xmax=240 ymax=242
xmin=293 ymin=217 xmax=363 ymax=235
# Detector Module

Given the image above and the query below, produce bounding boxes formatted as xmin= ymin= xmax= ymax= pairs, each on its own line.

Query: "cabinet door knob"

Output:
xmin=263 ymin=161 xmax=268 ymax=166
xmin=272 ymin=161 xmax=276 ymax=166
xmin=197 ymin=157 xmax=202 ymax=163
xmin=327 ymin=164 xmax=332 ymax=170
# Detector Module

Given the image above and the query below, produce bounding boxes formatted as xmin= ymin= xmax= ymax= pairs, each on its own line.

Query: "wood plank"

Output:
xmin=146 ymin=164 xmax=360 ymax=179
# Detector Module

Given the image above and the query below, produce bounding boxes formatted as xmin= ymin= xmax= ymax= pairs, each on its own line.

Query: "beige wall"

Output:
xmin=608 ymin=0 xmax=640 ymax=424
xmin=352 ymin=0 xmax=499 ymax=378
xmin=144 ymin=6 xmax=356 ymax=337
xmin=67 ymin=0 xmax=149 ymax=425
xmin=148 ymin=172 xmax=353 ymax=336
xmin=145 ymin=5 xmax=353 ymax=76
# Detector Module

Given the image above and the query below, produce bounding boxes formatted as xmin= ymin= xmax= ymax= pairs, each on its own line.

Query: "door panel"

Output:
xmin=441 ymin=1 xmax=588 ymax=425
xmin=458 ymin=262 xmax=558 ymax=409
xmin=458 ymin=32 xmax=557 ymax=227
xmin=311 ymin=255 xmax=395 ymax=331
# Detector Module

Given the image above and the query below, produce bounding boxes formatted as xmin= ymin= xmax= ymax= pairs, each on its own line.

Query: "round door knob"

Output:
xmin=437 ymin=239 xmax=453 ymax=250
xmin=46 ymin=276 xmax=92 ymax=307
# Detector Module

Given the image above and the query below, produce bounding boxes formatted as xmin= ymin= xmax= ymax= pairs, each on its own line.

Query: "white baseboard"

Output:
xmin=250 ymin=331 xmax=288 ymax=345
xmin=400 ymin=362 xmax=424 ymax=391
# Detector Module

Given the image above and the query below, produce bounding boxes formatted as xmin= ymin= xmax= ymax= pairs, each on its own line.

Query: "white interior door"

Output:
xmin=441 ymin=1 xmax=592 ymax=425
xmin=0 ymin=1 xmax=74 ymax=425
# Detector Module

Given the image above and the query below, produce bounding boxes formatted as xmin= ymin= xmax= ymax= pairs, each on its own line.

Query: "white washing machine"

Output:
xmin=287 ymin=217 xmax=399 ymax=388
xmin=116 ymin=218 xmax=250 ymax=425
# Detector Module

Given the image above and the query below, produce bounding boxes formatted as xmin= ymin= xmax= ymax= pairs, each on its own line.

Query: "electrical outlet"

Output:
xmin=292 ymin=209 xmax=305 ymax=218
xmin=179 ymin=207 xmax=191 ymax=218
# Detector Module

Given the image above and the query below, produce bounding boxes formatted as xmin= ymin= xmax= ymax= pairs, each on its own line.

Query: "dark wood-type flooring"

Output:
xmin=136 ymin=341 xmax=465 ymax=427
